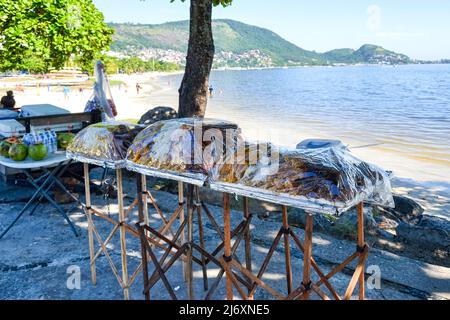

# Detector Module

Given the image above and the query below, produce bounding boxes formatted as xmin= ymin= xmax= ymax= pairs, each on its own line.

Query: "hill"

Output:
xmin=109 ymin=20 xmax=411 ymax=67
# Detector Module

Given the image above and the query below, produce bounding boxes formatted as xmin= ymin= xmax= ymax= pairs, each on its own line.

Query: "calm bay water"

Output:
xmin=163 ymin=64 xmax=450 ymax=182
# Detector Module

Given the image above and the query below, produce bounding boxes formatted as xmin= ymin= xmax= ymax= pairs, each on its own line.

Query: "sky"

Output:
xmin=92 ymin=0 xmax=450 ymax=60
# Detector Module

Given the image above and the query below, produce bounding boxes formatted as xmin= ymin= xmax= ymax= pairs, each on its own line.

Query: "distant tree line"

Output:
xmin=101 ymin=56 xmax=181 ymax=75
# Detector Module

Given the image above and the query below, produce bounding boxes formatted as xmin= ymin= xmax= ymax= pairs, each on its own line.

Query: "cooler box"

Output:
xmin=20 ymin=104 xmax=83 ymax=133
xmin=0 ymin=120 xmax=26 ymax=138
xmin=0 ymin=109 xmax=19 ymax=120
xmin=20 ymin=104 xmax=70 ymax=117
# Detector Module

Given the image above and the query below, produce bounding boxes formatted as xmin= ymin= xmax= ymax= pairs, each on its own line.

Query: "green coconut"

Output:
xmin=29 ymin=143 xmax=47 ymax=161
xmin=9 ymin=143 xmax=28 ymax=162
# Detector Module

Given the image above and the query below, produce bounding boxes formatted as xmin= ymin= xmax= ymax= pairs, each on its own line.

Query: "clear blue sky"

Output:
xmin=92 ymin=0 xmax=450 ymax=60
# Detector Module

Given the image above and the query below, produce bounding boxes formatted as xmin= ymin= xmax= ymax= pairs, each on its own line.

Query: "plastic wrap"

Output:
xmin=126 ymin=118 xmax=241 ymax=184
xmin=211 ymin=143 xmax=394 ymax=215
xmin=66 ymin=122 xmax=143 ymax=168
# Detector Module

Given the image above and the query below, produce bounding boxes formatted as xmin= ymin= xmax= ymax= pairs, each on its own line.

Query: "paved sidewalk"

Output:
xmin=0 ymin=176 xmax=448 ymax=300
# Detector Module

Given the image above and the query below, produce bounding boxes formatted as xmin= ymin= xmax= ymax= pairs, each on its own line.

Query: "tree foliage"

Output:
xmin=0 ymin=0 xmax=113 ymax=72
xmin=170 ymin=0 xmax=233 ymax=7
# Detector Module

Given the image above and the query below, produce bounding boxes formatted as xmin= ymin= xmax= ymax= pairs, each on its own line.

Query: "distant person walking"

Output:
xmin=0 ymin=91 xmax=16 ymax=109
xmin=63 ymin=86 xmax=70 ymax=100
xmin=136 ymin=83 xmax=142 ymax=94
xmin=209 ymin=85 xmax=214 ymax=97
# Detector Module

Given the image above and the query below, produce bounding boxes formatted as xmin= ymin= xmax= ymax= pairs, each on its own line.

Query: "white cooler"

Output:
xmin=0 ymin=120 xmax=26 ymax=138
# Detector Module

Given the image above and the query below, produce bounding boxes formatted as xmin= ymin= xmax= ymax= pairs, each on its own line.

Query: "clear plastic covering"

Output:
xmin=211 ymin=142 xmax=395 ymax=215
xmin=126 ymin=118 xmax=241 ymax=184
xmin=67 ymin=121 xmax=143 ymax=168
xmin=84 ymin=61 xmax=117 ymax=120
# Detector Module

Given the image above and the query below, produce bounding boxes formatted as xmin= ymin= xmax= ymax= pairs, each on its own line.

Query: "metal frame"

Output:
xmin=0 ymin=160 xmax=80 ymax=240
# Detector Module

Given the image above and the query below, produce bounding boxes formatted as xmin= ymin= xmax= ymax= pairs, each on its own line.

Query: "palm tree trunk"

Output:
xmin=178 ymin=0 xmax=214 ymax=118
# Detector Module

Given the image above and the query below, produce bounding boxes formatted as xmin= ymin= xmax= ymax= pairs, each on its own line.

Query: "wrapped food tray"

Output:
xmin=66 ymin=121 xmax=143 ymax=169
xmin=126 ymin=118 xmax=241 ymax=185
xmin=209 ymin=181 xmax=365 ymax=215
xmin=125 ymin=161 xmax=207 ymax=186
xmin=211 ymin=143 xmax=394 ymax=215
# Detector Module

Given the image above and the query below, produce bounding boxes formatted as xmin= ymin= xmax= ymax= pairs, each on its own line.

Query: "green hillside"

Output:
xmin=109 ymin=20 xmax=411 ymax=67
xmin=324 ymin=45 xmax=411 ymax=64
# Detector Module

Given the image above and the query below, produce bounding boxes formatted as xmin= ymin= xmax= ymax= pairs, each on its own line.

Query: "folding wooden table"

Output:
xmin=209 ymin=181 xmax=369 ymax=301
xmin=66 ymin=153 xmax=176 ymax=300
xmin=128 ymin=162 xmax=255 ymax=300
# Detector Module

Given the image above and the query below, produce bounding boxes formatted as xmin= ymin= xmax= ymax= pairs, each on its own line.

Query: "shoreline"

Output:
xmin=2 ymin=71 xmax=449 ymax=221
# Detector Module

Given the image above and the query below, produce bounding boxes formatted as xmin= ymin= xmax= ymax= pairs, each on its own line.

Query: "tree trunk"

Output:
xmin=178 ymin=0 xmax=214 ymax=118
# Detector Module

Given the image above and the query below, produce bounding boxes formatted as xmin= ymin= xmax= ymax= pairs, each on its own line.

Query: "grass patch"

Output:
xmin=119 ymin=119 xmax=139 ymax=124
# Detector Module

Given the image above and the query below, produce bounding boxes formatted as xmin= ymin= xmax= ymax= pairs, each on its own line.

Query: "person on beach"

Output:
xmin=63 ymin=86 xmax=70 ymax=100
xmin=136 ymin=83 xmax=142 ymax=94
xmin=209 ymin=85 xmax=214 ymax=97
xmin=0 ymin=91 xmax=16 ymax=109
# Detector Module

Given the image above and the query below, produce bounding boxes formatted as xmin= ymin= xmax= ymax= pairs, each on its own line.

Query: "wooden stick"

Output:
xmin=223 ymin=193 xmax=233 ymax=300
xmin=220 ymin=259 xmax=248 ymax=300
xmin=186 ymin=184 xmax=194 ymax=300
xmin=178 ymin=182 xmax=187 ymax=279
xmin=248 ymin=230 xmax=283 ymax=297
xmin=195 ymin=186 xmax=209 ymax=291
xmin=136 ymin=174 xmax=150 ymax=300
xmin=139 ymin=227 xmax=178 ymax=300
xmin=202 ymin=202 xmax=225 ymax=240
xmin=344 ymin=248 xmax=369 ymax=300
xmin=312 ymin=284 xmax=331 ymax=300
xmin=141 ymin=175 xmax=149 ymax=226
xmin=205 ymin=221 xmax=249 ymax=300
xmin=84 ymin=163 xmax=96 ymax=285
xmin=92 ymin=224 xmax=119 ymax=263
xmin=282 ymin=206 xmax=293 ymax=294
xmin=302 ymin=213 xmax=314 ymax=300
xmin=147 ymin=191 xmax=176 ymax=239
xmin=231 ymin=260 xmax=284 ymax=300
xmin=90 ymin=220 xmax=123 ymax=287
xmin=243 ymin=197 xmax=253 ymax=298
xmin=157 ymin=205 xmax=183 ymax=239
xmin=289 ymin=230 xmax=341 ymax=300
xmin=117 ymin=169 xmax=129 ymax=300
xmin=357 ymin=202 xmax=366 ymax=300
xmin=124 ymin=198 xmax=138 ymax=220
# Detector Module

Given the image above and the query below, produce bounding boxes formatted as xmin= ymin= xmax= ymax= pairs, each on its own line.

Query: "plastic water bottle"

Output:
xmin=51 ymin=131 xmax=58 ymax=153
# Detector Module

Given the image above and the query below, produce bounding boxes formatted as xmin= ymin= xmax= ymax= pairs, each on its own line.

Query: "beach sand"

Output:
xmin=3 ymin=72 xmax=449 ymax=221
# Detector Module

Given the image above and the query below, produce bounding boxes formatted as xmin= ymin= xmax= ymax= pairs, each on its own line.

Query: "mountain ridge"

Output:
xmin=109 ymin=19 xmax=412 ymax=67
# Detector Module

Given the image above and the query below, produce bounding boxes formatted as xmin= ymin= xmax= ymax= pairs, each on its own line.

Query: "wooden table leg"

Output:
xmin=84 ymin=163 xmax=96 ymax=285
xmin=302 ymin=213 xmax=314 ymax=300
xmin=195 ymin=186 xmax=209 ymax=291
xmin=141 ymin=174 xmax=149 ymax=227
xmin=282 ymin=206 xmax=293 ymax=294
xmin=186 ymin=184 xmax=194 ymax=299
xmin=136 ymin=174 xmax=150 ymax=300
xmin=117 ymin=169 xmax=129 ymax=300
xmin=178 ymin=182 xmax=187 ymax=280
xmin=243 ymin=197 xmax=253 ymax=299
xmin=357 ymin=202 xmax=366 ymax=300
xmin=223 ymin=193 xmax=233 ymax=300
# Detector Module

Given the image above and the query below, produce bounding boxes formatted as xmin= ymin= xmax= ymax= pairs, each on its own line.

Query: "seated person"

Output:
xmin=0 ymin=91 xmax=16 ymax=109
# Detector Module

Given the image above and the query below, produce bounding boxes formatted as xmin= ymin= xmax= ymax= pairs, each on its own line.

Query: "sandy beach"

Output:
xmin=2 ymin=72 xmax=449 ymax=221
